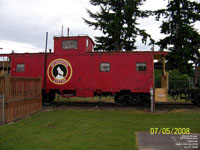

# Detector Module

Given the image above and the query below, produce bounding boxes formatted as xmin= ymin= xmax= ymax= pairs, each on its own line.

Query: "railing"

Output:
xmin=155 ymin=79 xmax=194 ymax=90
xmin=0 ymin=56 xmax=10 ymax=76
xmin=169 ymin=80 xmax=194 ymax=90
xmin=0 ymin=75 xmax=41 ymax=102
xmin=0 ymin=75 xmax=42 ymax=123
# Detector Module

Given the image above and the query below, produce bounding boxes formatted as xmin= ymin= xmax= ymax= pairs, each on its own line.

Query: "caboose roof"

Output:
xmin=90 ymin=51 xmax=168 ymax=57
xmin=153 ymin=51 xmax=168 ymax=60
xmin=0 ymin=51 xmax=168 ymax=57
xmin=54 ymin=35 xmax=95 ymax=45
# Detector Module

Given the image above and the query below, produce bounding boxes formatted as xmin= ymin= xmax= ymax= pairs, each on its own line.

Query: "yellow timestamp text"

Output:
xmin=150 ymin=128 xmax=190 ymax=135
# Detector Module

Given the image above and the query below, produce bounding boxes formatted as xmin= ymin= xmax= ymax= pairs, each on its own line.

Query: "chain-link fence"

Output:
xmin=169 ymin=80 xmax=194 ymax=89
xmin=155 ymin=79 xmax=195 ymax=90
xmin=0 ymin=94 xmax=4 ymax=125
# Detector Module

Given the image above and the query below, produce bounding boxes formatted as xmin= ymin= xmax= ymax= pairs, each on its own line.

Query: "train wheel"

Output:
xmin=114 ymin=95 xmax=128 ymax=106
xmin=129 ymin=95 xmax=141 ymax=105
xmin=140 ymin=95 xmax=150 ymax=105
xmin=42 ymin=95 xmax=48 ymax=104
xmin=169 ymin=90 xmax=179 ymax=101
xmin=172 ymin=94 xmax=179 ymax=101
xmin=194 ymin=95 xmax=200 ymax=106
xmin=47 ymin=93 xmax=56 ymax=105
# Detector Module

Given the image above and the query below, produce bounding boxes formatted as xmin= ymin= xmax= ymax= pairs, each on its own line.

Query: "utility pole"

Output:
xmin=43 ymin=32 xmax=48 ymax=102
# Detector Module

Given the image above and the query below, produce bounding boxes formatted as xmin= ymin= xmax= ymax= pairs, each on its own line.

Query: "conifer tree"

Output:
xmin=155 ymin=0 xmax=200 ymax=74
xmin=84 ymin=0 xmax=154 ymax=51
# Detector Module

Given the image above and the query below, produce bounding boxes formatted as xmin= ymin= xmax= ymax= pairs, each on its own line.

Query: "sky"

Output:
xmin=0 ymin=0 xmax=199 ymax=53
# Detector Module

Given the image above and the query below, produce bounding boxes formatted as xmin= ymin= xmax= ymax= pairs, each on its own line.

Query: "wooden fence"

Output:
xmin=0 ymin=75 xmax=42 ymax=123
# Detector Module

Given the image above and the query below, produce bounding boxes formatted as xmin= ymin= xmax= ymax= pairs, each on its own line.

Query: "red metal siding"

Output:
xmin=0 ymin=36 xmax=167 ymax=98
xmin=9 ymin=52 xmax=154 ymax=97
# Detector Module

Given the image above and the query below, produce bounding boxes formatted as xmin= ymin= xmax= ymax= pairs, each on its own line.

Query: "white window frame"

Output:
xmin=16 ymin=64 xmax=25 ymax=72
xmin=62 ymin=40 xmax=78 ymax=49
xmin=136 ymin=63 xmax=147 ymax=71
xmin=100 ymin=63 xmax=110 ymax=72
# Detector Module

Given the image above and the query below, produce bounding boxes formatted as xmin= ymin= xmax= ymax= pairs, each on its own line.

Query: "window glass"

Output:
xmin=100 ymin=63 xmax=110 ymax=72
xmin=16 ymin=64 xmax=25 ymax=72
xmin=62 ymin=40 xmax=78 ymax=49
xmin=86 ymin=39 xmax=89 ymax=48
xmin=136 ymin=63 xmax=146 ymax=71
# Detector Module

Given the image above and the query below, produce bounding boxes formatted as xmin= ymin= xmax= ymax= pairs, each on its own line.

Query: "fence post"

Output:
xmin=0 ymin=94 xmax=4 ymax=125
xmin=39 ymin=77 xmax=42 ymax=97
xmin=2 ymin=94 xmax=4 ymax=124
xmin=150 ymin=87 xmax=155 ymax=112
xmin=4 ymin=75 xmax=11 ymax=102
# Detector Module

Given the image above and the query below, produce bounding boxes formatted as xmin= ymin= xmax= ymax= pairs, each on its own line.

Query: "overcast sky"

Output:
xmin=0 ymin=0 xmax=199 ymax=53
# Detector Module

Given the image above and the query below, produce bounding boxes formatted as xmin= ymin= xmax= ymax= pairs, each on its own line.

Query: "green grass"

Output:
xmin=0 ymin=109 xmax=200 ymax=150
xmin=57 ymin=95 xmax=188 ymax=103
xmin=55 ymin=96 xmax=114 ymax=102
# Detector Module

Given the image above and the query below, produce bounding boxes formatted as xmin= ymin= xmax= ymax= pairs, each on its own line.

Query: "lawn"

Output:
xmin=56 ymin=95 xmax=189 ymax=103
xmin=0 ymin=109 xmax=200 ymax=150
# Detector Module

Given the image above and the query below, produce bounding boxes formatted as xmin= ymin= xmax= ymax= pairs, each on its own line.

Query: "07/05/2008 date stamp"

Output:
xmin=150 ymin=128 xmax=190 ymax=135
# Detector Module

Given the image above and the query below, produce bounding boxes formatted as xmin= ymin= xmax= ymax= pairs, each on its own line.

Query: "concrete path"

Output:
xmin=136 ymin=132 xmax=199 ymax=150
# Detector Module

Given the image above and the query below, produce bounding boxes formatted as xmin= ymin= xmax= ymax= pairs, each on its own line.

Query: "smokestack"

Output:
xmin=61 ymin=25 xmax=63 ymax=37
xmin=67 ymin=28 xmax=69 ymax=37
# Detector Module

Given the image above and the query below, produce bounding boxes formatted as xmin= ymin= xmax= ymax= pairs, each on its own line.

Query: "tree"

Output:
xmin=84 ymin=0 xmax=154 ymax=51
xmin=190 ymin=30 xmax=200 ymax=67
xmin=155 ymin=0 xmax=200 ymax=74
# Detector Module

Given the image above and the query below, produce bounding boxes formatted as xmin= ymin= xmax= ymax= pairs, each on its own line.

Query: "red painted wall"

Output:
xmin=2 ymin=36 xmax=167 ymax=97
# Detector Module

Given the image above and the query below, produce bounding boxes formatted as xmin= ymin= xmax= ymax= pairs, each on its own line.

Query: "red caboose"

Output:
xmin=0 ymin=35 xmax=168 ymax=105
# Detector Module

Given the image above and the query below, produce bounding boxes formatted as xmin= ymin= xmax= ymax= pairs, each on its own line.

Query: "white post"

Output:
xmin=150 ymin=87 xmax=154 ymax=112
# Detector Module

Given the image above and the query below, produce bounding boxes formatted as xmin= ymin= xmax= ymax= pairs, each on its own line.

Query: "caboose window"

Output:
xmin=62 ymin=40 xmax=78 ymax=49
xmin=136 ymin=63 xmax=146 ymax=71
xmin=16 ymin=64 xmax=25 ymax=72
xmin=100 ymin=63 xmax=110 ymax=72
xmin=86 ymin=39 xmax=89 ymax=48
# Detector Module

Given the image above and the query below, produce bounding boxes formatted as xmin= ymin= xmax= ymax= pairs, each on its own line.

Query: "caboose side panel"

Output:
xmin=76 ymin=53 xmax=153 ymax=93
xmin=0 ymin=35 xmax=167 ymax=105
xmin=43 ymin=53 xmax=153 ymax=97
xmin=10 ymin=54 xmax=45 ymax=78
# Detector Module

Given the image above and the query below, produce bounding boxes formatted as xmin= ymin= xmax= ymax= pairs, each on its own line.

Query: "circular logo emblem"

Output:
xmin=47 ymin=58 xmax=73 ymax=85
